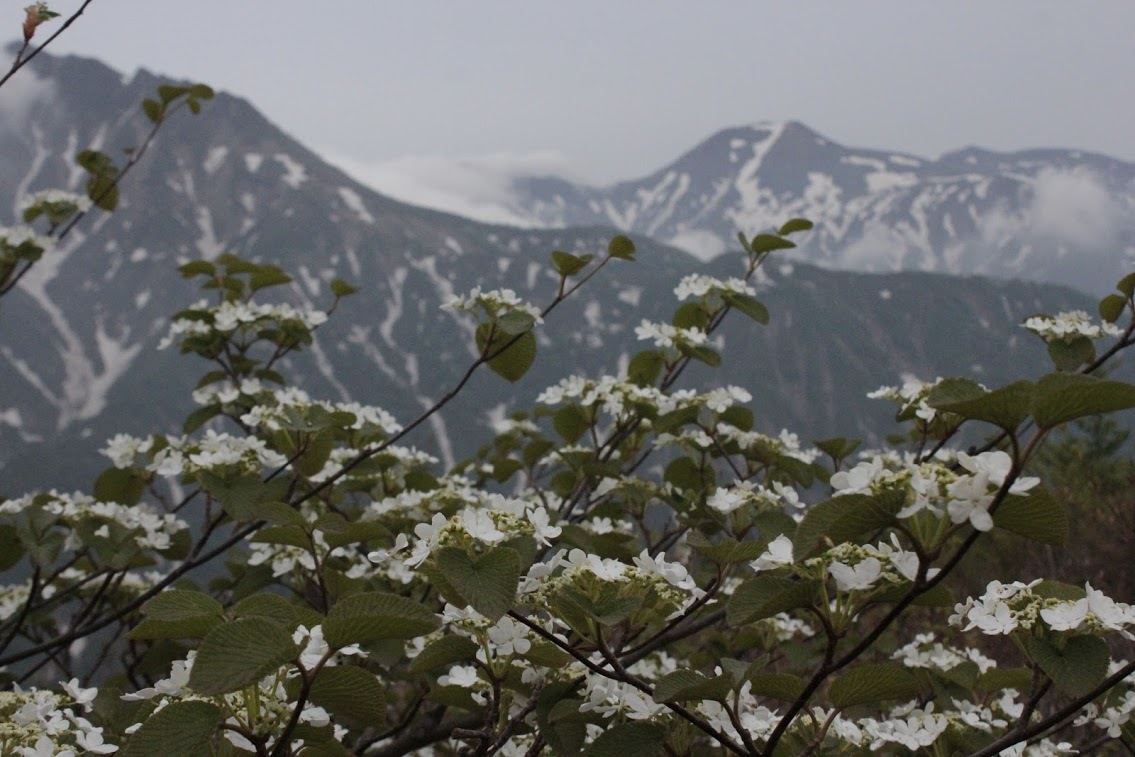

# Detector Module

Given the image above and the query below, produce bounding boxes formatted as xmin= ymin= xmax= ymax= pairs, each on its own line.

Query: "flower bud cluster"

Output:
xmin=892 ymin=632 xmax=997 ymax=674
xmin=237 ymin=385 xmax=402 ymax=437
xmin=1023 ymin=310 xmax=1121 ymax=343
xmin=953 ymin=580 xmax=1135 ymax=638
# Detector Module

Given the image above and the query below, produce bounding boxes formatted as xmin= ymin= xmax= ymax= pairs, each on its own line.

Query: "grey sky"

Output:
xmin=39 ymin=0 xmax=1135 ymax=187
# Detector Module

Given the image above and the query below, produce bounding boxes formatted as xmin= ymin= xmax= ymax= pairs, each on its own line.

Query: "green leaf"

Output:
xmin=607 ymin=235 xmax=636 ymax=261
xmin=230 ymin=593 xmax=320 ymax=630
xmin=308 ymin=665 xmax=386 ymax=727
xmin=129 ymin=590 xmax=226 ymax=640
xmin=0 ymin=525 xmax=24 ymax=571
xmin=142 ymin=98 xmax=162 ymax=123
xmin=828 ymin=663 xmax=921 ymax=708
xmin=323 ymin=592 xmax=440 ymax=648
xmin=652 ymin=669 xmax=733 ymax=703
xmin=1118 ymin=273 xmax=1135 ymax=299
xmin=724 ymin=292 xmax=770 ymax=325
xmin=551 ymin=250 xmax=592 ymax=276
xmin=747 ymin=672 xmax=806 ymax=702
xmin=409 ymin=635 xmax=480 ymax=673
xmin=1046 ymin=336 xmax=1095 ymax=372
xmin=478 ymin=325 xmax=537 ymax=383
xmin=552 ymin=405 xmax=588 ymax=443
xmin=1100 ymin=293 xmax=1127 ymax=324
xmin=330 ymin=278 xmax=358 ymax=298
xmin=188 ymin=618 xmax=298 ymax=695
xmin=158 ymin=84 xmax=190 ymax=103
xmin=814 ymin=437 xmax=862 ymax=462
xmin=248 ymin=267 xmax=293 ymax=291
xmin=497 ymin=310 xmax=536 ymax=336
xmin=199 ymin=473 xmax=291 ymax=522
xmin=682 ymin=343 xmax=721 ymax=367
xmin=1031 ymin=373 xmax=1135 ymax=429
xmin=793 ymin=491 xmax=904 ymax=559
xmin=750 ymin=234 xmax=795 ymax=254
xmin=87 ymin=173 xmax=119 ymax=212
xmin=1027 ymin=635 xmax=1109 ymax=697
xmin=436 ymin=546 xmax=519 ymax=621
xmin=928 ymin=379 xmax=1034 ymax=431
xmin=673 ymin=302 xmax=710 ymax=330
xmin=727 ymin=576 xmax=816 ymax=626
xmin=182 ymin=404 xmax=220 ymax=434
xmin=627 ymin=350 xmax=664 ymax=387
xmin=975 ymin=667 xmax=1033 ymax=693
xmin=583 ymin=722 xmax=664 ymax=757
xmin=93 ymin=466 xmax=144 ymax=505
xmin=122 ymin=700 xmax=222 ymax=757
xmin=189 ymin=83 xmax=215 ymax=99
xmin=778 ymin=218 xmax=814 ymax=236
xmin=993 ymin=485 xmax=1067 ymax=545
xmin=686 ymin=532 xmax=768 ymax=565
xmin=141 ymin=590 xmax=225 ymax=621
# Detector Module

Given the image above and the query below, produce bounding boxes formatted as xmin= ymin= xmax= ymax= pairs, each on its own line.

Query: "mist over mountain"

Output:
xmin=342 ymin=121 xmax=1135 ymax=296
xmin=0 ymin=53 xmax=1113 ymax=492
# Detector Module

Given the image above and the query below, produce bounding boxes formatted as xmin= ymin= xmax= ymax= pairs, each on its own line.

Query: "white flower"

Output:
xmin=831 ymin=457 xmax=885 ymax=495
xmin=829 ymin=557 xmax=883 ymax=592
xmin=487 ymin=616 xmax=531 ymax=656
xmin=751 ymin=535 xmax=794 ymax=572
xmin=439 ymin=664 xmax=480 ymax=688
xmin=460 ymin=507 xmax=506 ymax=544
xmin=526 ymin=507 xmax=561 ymax=546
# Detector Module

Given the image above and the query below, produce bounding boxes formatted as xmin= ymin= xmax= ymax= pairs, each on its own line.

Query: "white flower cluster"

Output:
xmin=634 ymin=319 xmax=708 ymax=350
xmin=1023 ymin=310 xmax=1121 ymax=343
xmin=831 ymin=451 xmax=1038 ymax=532
xmin=0 ymin=491 xmax=188 ymax=552
xmin=103 ymin=430 xmax=288 ymax=477
xmin=697 ymin=680 xmax=782 ymax=743
xmin=0 ymin=680 xmax=116 ymax=755
xmin=673 ymin=274 xmax=756 ymax=301
xmin=537 ymin=374 xmax=697 ymax=419
xmin=892 ymin=633 xmax=997 ymax=674
xmin=123 ymin=651 xmax=344 ymax=752
xmin=715 ymin=425 xmax=820 ymax=464
xmin=951 ymin=579 xmax=1135 ymax=638
xmin=21 ymin=189 xmax=92 ymax=223
xmin=157 ymin=298 xmax=328 ymax=350
xmin=440 ymin=287 xmax=543 ymax=323
xmin=1078 ymin=667 xmax=1135 ymax=739
xmin=237 ymin=385 xmax=402 ymax=437
xmin=375 ymin=500 xmax=562 ymax=571
xmin=0 ymin=225 xmax=54 ymax=257
xmin=867 ymin=375 xmax=948 ymax=423
xmin=705 ymin=480 xmax=801 ymax=514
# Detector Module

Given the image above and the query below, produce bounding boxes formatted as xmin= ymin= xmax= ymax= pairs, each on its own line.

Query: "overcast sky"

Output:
xmin=36 ymin=1 xmax=1135 ymax=193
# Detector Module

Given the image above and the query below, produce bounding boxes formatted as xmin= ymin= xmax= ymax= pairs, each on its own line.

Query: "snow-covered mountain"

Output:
xmin=402 ymin=121 xmax=1134 ymax=295
xmin=0 ymin=55 xmax=1105 ymax=492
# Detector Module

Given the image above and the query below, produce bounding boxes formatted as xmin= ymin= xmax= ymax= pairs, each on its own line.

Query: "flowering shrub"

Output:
xmin=7 ymin=13 xmax=1135 ymax=756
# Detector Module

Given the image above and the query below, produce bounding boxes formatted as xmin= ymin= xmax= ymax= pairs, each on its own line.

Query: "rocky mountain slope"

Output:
xmin=503 ymin=121 xmax=1135 ymax=295
xmin=0 ymin=54 xmax=1106 ymax=492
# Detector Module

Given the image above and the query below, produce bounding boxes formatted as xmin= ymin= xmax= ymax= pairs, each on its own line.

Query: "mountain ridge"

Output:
xmin=0 ymin=52 xmax=1120 ymax=492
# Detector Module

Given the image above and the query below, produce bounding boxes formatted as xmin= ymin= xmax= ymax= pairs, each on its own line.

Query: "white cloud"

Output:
xmin=1026 ymin=167 xmax=1126 ymax=250
xmin=0 ymin=67 xmax=58 ymax=135
xmin=315 ymin=148 xmax=575 ymax=227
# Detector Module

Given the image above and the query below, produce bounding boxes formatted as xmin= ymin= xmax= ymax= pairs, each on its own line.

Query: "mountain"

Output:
xmin=0 ymin=54 xmax=1110 ymax=493
xmin=489 ymin=121 xmax=1135 ymax=295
